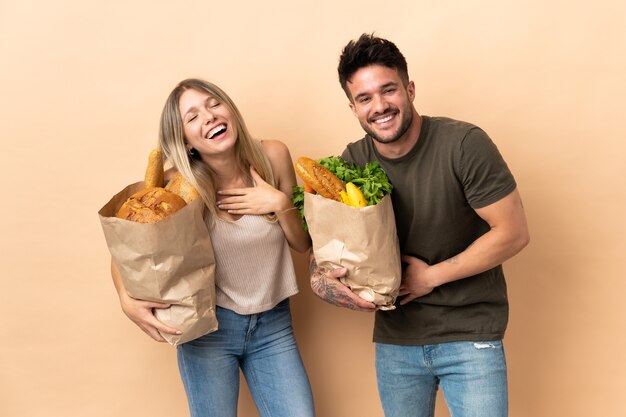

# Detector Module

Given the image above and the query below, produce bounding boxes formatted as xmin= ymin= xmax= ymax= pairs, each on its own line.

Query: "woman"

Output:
xmin=111 ymin=78 xmax=315 ymax=417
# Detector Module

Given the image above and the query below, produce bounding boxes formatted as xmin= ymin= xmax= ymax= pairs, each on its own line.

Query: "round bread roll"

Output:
xmin=116 ymin=187 xmax=187 ymax=223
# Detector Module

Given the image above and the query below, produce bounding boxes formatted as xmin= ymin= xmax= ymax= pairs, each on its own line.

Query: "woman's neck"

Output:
xmin=202 ymin=153 xmax=248 ymax=189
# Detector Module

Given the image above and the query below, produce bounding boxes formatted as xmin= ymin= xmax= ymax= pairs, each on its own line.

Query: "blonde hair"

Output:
xmin=158 ymin=78 xmax=276 ymax=225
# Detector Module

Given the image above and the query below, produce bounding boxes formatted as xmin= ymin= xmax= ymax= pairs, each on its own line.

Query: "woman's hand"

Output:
xmin=217 ymin=166 xmax=290 ymax=215
xmin=111 ymin=260 xmax=179 ymax=342
xmin=119 ymin=292 xmax=181 ymax=342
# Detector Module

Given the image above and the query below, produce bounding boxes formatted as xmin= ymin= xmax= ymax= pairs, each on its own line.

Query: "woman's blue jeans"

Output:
xmin=177 ymin=299 xmax=315 ymax=417
xmin=376 ymin=340 xmax=508 ymax=417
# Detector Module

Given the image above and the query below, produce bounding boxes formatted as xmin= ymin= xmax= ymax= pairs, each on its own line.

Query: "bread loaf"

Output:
xmin=165 ymin=172 xmax=200 ymax=204
xmin=295 ymin=157 xmax=345 ymax=201
xmin=144 ymin=148 xmax=164 ymax=188
xmin=115 ymin=148 xmax=199 ymax=223
xmin=116 ymin=187 xmax=186 ymax=223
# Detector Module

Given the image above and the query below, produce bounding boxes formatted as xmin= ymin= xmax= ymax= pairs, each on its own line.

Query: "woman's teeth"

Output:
xmin=207 ymin=125 xmax=226 ymax=139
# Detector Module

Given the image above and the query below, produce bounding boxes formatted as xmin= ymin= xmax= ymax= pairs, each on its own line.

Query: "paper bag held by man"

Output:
xmin=294 ymin=156 xmax=401 ymax=309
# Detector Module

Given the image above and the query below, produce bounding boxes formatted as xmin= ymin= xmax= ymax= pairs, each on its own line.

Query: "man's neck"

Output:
xmin=373 ymin=110 xmax=422 ymax=159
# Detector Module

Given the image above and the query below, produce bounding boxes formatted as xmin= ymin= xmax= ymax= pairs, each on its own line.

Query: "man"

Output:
xmin=309 ymin=33 xmax=530 ymax=417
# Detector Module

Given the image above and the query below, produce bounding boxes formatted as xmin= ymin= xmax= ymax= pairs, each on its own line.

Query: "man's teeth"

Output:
xmin=375 ymin=114 xmax=394 ymax=124
xmin=207 ymin=125 xmax=226 ymax=139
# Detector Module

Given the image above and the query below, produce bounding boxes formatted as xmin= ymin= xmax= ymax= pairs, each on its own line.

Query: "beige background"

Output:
xmin=1 ymin=0 xmax=624 ymax=416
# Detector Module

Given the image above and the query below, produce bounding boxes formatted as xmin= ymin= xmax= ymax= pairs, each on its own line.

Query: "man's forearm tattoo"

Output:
xmin=309 ymin=257 xmax=359 ymax=310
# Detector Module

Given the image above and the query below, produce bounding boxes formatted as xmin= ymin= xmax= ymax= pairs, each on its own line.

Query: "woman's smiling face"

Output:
xmin=179 ymin=88 xmax=237 ymax=157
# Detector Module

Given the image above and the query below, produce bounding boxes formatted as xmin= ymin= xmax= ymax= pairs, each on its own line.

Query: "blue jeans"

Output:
xmin=177 ymin=299 xmax=315 ymax=417
xmin=376 ymin=340 xmax=508 ymax=417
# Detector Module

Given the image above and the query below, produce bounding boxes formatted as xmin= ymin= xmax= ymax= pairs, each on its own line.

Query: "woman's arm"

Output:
xmin=261 ymin=140 xmax=311 ymax=252
xmin=111 ymin=259 xmax=180 ymax=342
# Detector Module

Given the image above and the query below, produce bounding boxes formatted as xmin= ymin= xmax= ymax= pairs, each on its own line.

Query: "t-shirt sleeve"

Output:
xmin=341 ymin=147 xmax=355 ymax=165
xmin=459 ymin=128 xmax=517 ymax=209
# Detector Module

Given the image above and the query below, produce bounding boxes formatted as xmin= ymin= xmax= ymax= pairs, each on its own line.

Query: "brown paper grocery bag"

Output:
xmin=304 ymin=193 xmax=401 ymax=310
xmin=98 ymin=181 xmax=218 ymax=345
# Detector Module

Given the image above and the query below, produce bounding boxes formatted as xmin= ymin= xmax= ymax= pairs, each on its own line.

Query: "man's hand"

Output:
xmin=309 ymin=254 xmax=376 ymax=312
xmin=398 ymin=254 xmax=437 ymax=305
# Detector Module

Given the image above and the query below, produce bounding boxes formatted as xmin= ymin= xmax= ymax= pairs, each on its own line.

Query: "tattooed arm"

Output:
xmin=309 ymin=252 xmax=377 ymax=312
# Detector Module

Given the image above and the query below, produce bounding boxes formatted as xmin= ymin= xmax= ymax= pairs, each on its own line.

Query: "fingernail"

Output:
xmin=176 ymin=330 xmax=182 ymax=335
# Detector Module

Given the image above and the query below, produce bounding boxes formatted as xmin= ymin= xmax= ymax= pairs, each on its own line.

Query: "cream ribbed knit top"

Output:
xmin=208 ymin=214 xmax=298 ymax=315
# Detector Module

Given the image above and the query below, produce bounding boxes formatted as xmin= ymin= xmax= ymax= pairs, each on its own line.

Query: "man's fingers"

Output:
xmin=309 ymin=261 xmax=375 ymax=312
xmin=326 ymin=267 xmax=348 ymax=279
xmin=351 ymin=295 xmax=377 ymax=311
xmin=338 ymin=291 xmax=377 ymax=312
xmin=311 ymin=275 xmax=375 ymax=312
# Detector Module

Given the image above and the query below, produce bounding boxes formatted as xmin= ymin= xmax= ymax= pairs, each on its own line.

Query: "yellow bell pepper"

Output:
xmin=346 ymin=182 xmax=367 ymax=207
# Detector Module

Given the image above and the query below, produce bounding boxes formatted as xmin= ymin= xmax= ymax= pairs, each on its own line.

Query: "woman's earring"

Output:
xmin=188 ymin=147 xmax=200 ymax=160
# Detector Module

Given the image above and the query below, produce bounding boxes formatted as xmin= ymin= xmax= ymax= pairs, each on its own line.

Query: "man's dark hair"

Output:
xmin=338 ymin=33 xmax=409 ymax=100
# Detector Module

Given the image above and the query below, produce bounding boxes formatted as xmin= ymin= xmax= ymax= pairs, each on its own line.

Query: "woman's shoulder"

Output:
xmin=259 ymin=139 xmax=292 ymax=164
xmin=259 ymin=139 xmax=289 ymax=155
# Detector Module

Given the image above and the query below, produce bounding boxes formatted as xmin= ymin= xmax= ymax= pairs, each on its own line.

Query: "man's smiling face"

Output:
xmin=347 ymin=64 xmax=415 ymax=145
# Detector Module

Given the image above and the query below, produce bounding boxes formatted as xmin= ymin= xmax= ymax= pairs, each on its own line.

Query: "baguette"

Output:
xmin=144 ymin=148 xmax=164 ymax=188
xmin=295 ymin=157 xmax=345 ymax=201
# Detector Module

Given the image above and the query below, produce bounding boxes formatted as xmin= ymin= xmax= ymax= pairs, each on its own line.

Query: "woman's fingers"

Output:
xmin=122 ymin=296 xmax=181 ymax=342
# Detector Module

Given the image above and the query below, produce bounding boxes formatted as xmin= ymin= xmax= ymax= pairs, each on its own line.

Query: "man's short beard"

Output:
xmin=363 ymin=110 xmax=413 ymax=145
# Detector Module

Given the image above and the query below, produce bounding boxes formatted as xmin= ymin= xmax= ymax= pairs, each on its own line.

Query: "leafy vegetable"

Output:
xmin=292 ymin=185 xmax=307 ymax=229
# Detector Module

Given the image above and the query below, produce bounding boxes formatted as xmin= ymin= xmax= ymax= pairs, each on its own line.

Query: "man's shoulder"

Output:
xmin=428 ymin=116 xmax=482 ymax=134
xmin=426 ymin=116 xmax=491 ymax=149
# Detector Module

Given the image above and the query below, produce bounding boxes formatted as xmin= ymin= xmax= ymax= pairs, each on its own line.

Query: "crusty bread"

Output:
xmin=116 ymin=187 xmax=186 ymax=223
xmin=165 ymin=172 xmax=200 ymax=204
xmin=144 ymin=148 xmax=164 ymax=189
xmin=295 ymin=157 xmax=345 ymax=201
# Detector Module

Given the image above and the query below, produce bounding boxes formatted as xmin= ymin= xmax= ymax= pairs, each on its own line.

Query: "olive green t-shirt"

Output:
xmin=342 ymin=116 xmax=517 ymax=345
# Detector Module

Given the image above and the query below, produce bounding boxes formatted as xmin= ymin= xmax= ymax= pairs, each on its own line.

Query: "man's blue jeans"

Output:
xmin=177 ymin=299 xmax=315 ymax=417
xmin=376 ymin=340 xmax=508 ymax=417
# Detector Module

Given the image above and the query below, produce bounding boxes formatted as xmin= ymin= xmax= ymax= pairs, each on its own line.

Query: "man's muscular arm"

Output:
xmin=399 ymin=188 xmax=529 ymax=304
xmin=309 ymin=252 xmax=376 ymax=312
